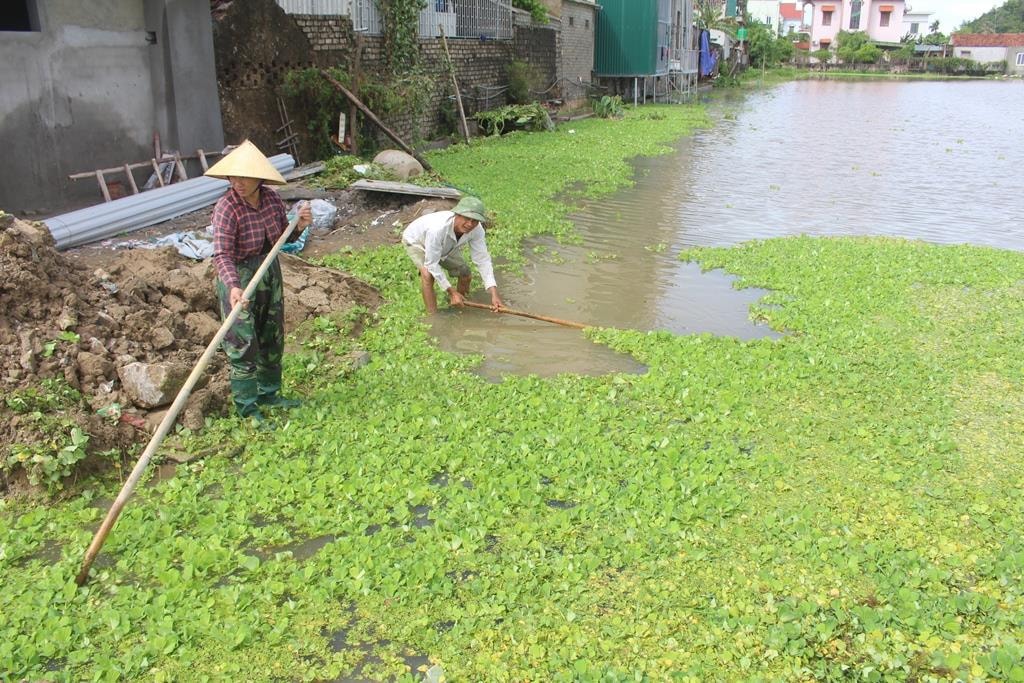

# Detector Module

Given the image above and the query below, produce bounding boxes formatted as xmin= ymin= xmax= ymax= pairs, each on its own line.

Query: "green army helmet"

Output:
xmin=452 ymin=196 xmax=487 ymax=224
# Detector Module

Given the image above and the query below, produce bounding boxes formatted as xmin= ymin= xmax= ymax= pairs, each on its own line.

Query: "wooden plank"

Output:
xmin=350 ymin=179 xmax=461 ymax=199
xmin=198 ymin=149 xmax=209 ymax=172
xmin=284 ymin=162 xmax=326 ymax=181
xmin=123 ymin=164 xmax=139 ymax=195
xmin=319 ymin=69 xmax=433 ymax=171
xmin=174 ymin=155 xmax=188 ymax=182
xmin=440 ymin=25 xmax=470 ymax=143
xmin=151 ymin=159 xmax=165 ymax=188
xmin=95 ymin=170 xmax=112 ymax=202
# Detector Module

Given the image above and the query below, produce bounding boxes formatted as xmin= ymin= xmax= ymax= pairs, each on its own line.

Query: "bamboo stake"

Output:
xmin=75 ymin=213 xmax=303 ymax=587
xmin=439 ymin=25 xmax=470 ymax=143
xmin=461 ymin=301 xmax=588 ymax=330
xmin=318 ymin=69 xmax=433 ymax=171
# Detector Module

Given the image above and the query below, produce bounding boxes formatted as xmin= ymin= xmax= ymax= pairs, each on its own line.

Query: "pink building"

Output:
xmin=803 ymin=0 xmax=906 ymax=51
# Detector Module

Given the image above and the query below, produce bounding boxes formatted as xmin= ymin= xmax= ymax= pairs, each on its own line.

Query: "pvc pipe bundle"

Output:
xmin=44 ymin=154 xmax=295 ymax=250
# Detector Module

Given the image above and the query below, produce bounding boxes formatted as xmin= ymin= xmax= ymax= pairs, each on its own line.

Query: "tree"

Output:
xmin=929 ymin=20 xmax=940 ymax=34
xmin=747 ymin=19 xmax=796 ymax=65
xmin=960 ymin=0 xmax=1024 ymax=32
xmin=696 ymin=0 xmax=738 ymax=34
xmin=835 ymin=30 xmax=869 ymax=62
xmin=512 ymin=0 xmax=547 ymax=23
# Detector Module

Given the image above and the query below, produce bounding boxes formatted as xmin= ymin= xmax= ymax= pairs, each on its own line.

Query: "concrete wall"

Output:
xmin=0 ymin=0 xmax=223 ymax=215
xmin=953 ymin=46 xmax=1010 ymax=68
xmin=1012 ymin=49 xmax=1024 ymax=75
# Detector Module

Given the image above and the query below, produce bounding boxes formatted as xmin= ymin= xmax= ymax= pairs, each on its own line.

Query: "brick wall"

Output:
xmin=281 ymin=13 xmax=513 ymax=147
xmin=514 ymin=12 xmax=559 ymax=98
xmin=215 ymin=0 xmax=563 ymax=158
xmin=560 ymin=0 xmax=596 ymax=97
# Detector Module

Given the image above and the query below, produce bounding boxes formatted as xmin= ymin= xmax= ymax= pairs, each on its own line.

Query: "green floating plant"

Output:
xmin=3 ymin=106 xmax=1023 ymax=683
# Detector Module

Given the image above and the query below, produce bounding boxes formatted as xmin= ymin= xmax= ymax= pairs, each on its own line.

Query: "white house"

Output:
xmin=952 ymin=33 xmax=1024 ymax=75
xmin=902 ymin=7 xmax=932 ymax=41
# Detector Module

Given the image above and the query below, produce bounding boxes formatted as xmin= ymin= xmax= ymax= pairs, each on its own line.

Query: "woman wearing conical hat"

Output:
xmin=205 ymin=140 xmax=312 ymax=425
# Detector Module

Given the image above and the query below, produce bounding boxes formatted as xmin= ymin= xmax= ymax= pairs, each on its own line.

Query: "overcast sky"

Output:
xmin=912 ymin=0 xmax=1005 ymax=32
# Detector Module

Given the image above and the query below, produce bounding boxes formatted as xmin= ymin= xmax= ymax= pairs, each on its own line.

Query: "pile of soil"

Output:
xmin=0 ymin=209 xmax=383 ymax=495
xmin=1 ymin=183 xmax=458 ymax=494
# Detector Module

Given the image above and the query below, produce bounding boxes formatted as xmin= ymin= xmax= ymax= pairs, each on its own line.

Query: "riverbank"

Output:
xmin=3 ymin=102 xmax=1023 ymax=681
xmin=737 ymin=65 xmax=1003 ymax=87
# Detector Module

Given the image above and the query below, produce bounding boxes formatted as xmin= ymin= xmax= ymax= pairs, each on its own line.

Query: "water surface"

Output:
xmin=431 ymin=80 xmax=1024 ymax=379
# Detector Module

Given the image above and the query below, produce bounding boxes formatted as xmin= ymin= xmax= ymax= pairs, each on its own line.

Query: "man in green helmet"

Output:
xmin=401 ymin=196 xmax=504 ymax=314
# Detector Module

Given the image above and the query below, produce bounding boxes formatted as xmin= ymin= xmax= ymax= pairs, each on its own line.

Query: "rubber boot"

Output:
xmin=231 ymin=377 xmax=266 ymax=426
xmin=257 ymin=367 xmax=302 ymax=409
xmin=258 ymin=394 xmax=303 ymax=409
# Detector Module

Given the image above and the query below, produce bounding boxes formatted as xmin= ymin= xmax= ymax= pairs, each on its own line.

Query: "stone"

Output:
xmin=372 ymin=149 xmax=424 ymax=180
xmin=77 ymin=351 xmax=114 ymax=381
xmin=118 ymin=361 xmax=190 ymax=409
xmin=184 ymin=312 xmax=221 ymax=345
xmin=150 ymin=326 xmax=175 ymax=350
xmin=161 ymin=293 xmax=190 ymax=315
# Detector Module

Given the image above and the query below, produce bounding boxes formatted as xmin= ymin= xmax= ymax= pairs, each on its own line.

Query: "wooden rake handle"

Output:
xmin=461 ymin=301 xmax=588 ymax=330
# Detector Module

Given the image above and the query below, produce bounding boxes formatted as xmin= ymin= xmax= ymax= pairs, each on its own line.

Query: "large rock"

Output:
xmin=118 ymin=361 xmax=191 ymax=409
xmin=373 ymin=149 xmax=423 ymax=180
xmin=185 ymin=312 xmax=221 ymax=345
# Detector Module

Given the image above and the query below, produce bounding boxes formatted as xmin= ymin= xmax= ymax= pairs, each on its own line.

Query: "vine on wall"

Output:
xmin=377 ymin=0 xmax=427 ymax=73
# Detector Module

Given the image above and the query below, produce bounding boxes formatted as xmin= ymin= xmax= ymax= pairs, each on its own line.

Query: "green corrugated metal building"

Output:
xmin=594 ymin=0 xmax=673 ymax=76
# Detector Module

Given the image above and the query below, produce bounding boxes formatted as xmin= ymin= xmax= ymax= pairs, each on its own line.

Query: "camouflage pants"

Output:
xmin=216 ymin=255 xmax=285 ymax=394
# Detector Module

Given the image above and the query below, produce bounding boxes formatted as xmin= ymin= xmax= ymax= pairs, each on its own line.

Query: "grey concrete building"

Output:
xmin=0 ymin=0 xmax=224 ymax=215
xmin=559 ymin=1 xmax=599 ymax=88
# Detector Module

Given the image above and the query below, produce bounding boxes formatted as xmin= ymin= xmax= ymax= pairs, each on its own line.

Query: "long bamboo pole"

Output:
xmin=75 ymin=213 xmax=303 ymax=587
xmin=461 ymin=301 xmax=588 ymax=330
xmin=318 ymin=70 xmax=434 ymax=172
xmin=439 ymin=25 xmax=470 ymax=144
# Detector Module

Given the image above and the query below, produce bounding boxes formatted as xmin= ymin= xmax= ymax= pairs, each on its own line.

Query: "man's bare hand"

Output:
xmin=449 ymin=290 xmax=465 ymax=307
xmin=230 ymin=287 xmax=248 ymax=310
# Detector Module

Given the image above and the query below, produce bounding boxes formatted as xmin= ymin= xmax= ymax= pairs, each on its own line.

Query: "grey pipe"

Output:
xmin=44 ymin=155 xmax=295 ymax=250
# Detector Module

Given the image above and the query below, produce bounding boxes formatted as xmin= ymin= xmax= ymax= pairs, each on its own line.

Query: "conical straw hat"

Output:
xmin=204 ymin=140 xmax=286 ymax=185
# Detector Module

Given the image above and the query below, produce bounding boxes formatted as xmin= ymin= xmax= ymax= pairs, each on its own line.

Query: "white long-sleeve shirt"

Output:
xmin=401 ymin=210 xmax=497 ymax=292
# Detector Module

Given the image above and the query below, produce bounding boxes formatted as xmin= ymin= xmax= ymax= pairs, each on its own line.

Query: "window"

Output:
xmin=822 ymin=10 xmax=832 ymax=26
xmin=849 ymin=1 xmax=861 ymax=29
xmin=1017 ymin=52 xmax=1024 ymax=66
xmin=0 ymin=0 xmax=39 ymax=31
xmin=910 ymin=22 xmax=919 ymax=33
xmin=880 ymin=10 xmax=891 ymax=27
xmin=568 ymin=16 xmax=574 ymax=26
xmin=585 ymin=18 xmax=590 ymax=29
xmin=961 ymin=50 xmax=971 ymax=57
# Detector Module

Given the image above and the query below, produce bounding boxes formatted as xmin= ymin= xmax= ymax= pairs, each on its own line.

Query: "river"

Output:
xmin=429 ymin=79 xmax=1024 ymax=379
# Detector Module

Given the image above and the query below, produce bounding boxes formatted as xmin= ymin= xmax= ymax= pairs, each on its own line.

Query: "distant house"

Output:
xmin=747 ymin=1 xmax=781 ymax=32
xmin=952 ymin=33 xmax=1024 ymax=75
xmin=804 ymin=0 xmax=906 ymax=53
xmin=779 ymin=2 xmax=806 ymax=36
xmin=901 ymin=8 xmax=932 ymax=41
xmin=594 ymin=0 xmax=697 ymax=101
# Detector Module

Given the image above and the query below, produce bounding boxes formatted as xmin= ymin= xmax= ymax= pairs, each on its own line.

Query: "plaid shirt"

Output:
xmin=212 ymin=187 xmax=289 ymax=289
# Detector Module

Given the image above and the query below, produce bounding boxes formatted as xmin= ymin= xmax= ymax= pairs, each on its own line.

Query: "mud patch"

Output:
xmin=0 ymin=214 xmax=380 ymax=496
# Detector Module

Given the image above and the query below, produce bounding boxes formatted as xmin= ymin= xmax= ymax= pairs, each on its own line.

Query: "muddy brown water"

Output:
xmin=430 ymin=79 xmax=1024 ymax=379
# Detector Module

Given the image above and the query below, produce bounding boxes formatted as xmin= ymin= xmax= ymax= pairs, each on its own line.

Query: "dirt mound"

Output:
xmin=0 ymin=213 xmax=380 ymax=494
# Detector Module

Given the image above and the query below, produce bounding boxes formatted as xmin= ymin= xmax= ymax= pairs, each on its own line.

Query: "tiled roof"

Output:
xmin=780 ymin=3 xmax=802 ymax=20
xmin=952 ymin=33 xmax=1024 ymax=47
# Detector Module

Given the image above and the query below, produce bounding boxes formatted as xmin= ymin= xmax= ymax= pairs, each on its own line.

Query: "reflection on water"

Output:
xmin=430 ymin=80 xmax=1024 ymax=378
